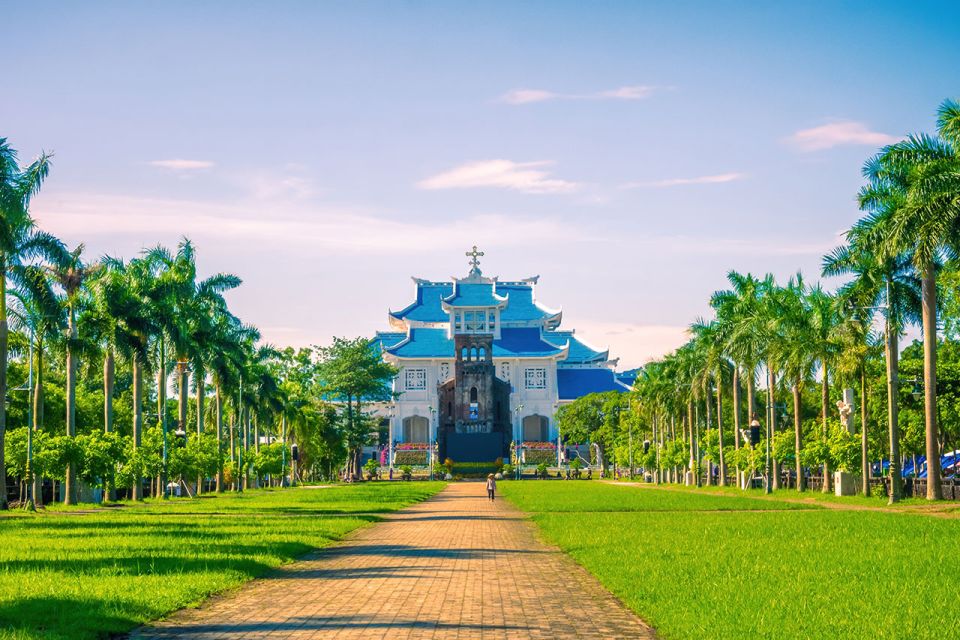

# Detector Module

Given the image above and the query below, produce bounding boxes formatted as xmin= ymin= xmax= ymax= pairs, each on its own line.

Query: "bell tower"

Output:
xmin=436 ymin=247 xmax=512 ymax=462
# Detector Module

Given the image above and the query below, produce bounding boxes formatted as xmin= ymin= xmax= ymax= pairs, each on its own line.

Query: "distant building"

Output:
xmin=373 ymin=248 xmax=630 ymax=463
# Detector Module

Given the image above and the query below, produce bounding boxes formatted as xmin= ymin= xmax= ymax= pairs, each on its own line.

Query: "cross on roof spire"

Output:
xmin=466 ymin=245 xmax=484 ymax=276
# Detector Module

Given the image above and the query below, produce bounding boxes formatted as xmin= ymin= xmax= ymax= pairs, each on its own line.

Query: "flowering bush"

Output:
xmin=522 ymin=441 xmax=555 ymax=450
xmin=396 ymin=443 xmax=430 ymax=451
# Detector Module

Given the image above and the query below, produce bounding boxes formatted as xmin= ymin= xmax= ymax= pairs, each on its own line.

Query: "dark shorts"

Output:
xmin=487 ymin=489 xmax=495 ymax=499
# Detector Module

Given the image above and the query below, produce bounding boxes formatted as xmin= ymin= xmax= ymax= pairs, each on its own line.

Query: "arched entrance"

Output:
xmin=402 ymin=415 xmax=429 ymax=443
xmin=522 ymin=414 xmax=549 ymax=442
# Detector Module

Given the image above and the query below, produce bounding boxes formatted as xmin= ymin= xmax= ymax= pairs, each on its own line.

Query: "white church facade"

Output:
xmin=373 ymin=248 xmax=630 ymax=464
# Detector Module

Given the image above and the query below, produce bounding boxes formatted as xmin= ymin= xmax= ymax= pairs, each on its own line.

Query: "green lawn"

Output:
xmin=499 ymin=481 xmax=959 ymax=640
xmin=0 ymin=482 xmax=444 ymax=640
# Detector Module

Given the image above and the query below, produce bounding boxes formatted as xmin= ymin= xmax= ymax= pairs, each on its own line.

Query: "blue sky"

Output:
xmin=4 ymin=1 xmax=958 ymax=367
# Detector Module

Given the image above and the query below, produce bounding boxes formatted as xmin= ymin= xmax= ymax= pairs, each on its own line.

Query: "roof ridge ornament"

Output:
xmin=466 ymin=245 xmax=484 ymax=277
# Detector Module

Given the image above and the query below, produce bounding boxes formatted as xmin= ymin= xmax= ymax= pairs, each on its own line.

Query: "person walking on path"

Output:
xmin=486 ymin=473 xmax=497 ymax=501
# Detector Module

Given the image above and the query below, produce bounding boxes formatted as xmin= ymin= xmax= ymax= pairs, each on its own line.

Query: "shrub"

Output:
xmin=524 ymin=449 xmax=555 ymax=465
xmin=393 ymin=451 xmax=428 ymax=466
xmin=399 ymin=465 xmax=413 ymax=480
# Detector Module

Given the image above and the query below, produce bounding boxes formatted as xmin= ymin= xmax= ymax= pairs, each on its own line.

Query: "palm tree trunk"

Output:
xmin=195 ymin=365 xmax=204 ymax=495
xmin=704 ymin=389 xmax=713 ymax=485
xmin=196 ymin=366 xmax=205 ymax=436
xmin=132 ymin=359 xmax=143 ymax=500
xmin=821 ymin=366 xmax=830 ymax=493
xmin=687 ymin=399 xmax=695 ymax=485
xmin=64 ymin=309 xmax=78 ymax=505
xmin=215 ymin=383 xmax=224 ymax=492
xmin=793 ymin=382 xmax=804 ymax=491
xmin=733 ymin=367 xmax=742 ymax=488
xmin=768 ymin=368 xmax=778 ymax=492
xmin=31 ymin=340 xmax=44 ymax=506
xmin=921 ymin=265 xmax=942 ymax=499
xmin=860 ymin=365 xmax=870 ymax=497
xmin=885 ymin=304 xmax=902 ymax=504
xmin=104 ymin=348 xmax=116 ymax=500
xmin=717 ymin=371 xmax=725 ymax=486
xmin=104 ymin=349 xmax=115 ymax=433
xmin=178 ymin=361 xmax=188 ymax=435
xmin=0 ymin=266 xmax=9 ymax=510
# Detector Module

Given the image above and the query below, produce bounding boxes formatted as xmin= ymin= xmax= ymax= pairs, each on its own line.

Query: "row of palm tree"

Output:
xmin=633 ymin=98 xmax=960 ymax=501
xmin=0 ymin=138 xmax=302 ymax=508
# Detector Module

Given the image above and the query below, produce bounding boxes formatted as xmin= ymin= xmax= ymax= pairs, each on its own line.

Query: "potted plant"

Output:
xmin=363 ymin=458 xmax=379 ymax=481
xmin=400 ymin=465 xmax=413 ymax=481
xmin=570 ymin=457 xmax=583 ymax=479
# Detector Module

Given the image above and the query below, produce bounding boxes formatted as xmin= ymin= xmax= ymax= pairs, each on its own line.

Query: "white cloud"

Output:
xmin=622 ymin=172 xmax=746 ymax=189
xmin=417 ymin=160 xmax=578 ymax=194
xmin=149 ymin=159 xmax=215 ymax=170
xmin=30 ymin=191 xmax=598 ymax=254
xmin=784 ymin=121 xmax=899 ymax=152
xmin=573 ymin=321 xmax=690 ymax=369
xmin=499 ymin=85 xmax=662 ymax=105
xmin=499 ymin=89 xmax=559 ymax=105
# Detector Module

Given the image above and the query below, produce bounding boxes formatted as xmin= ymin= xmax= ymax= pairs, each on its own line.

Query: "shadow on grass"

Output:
xmin=130 ymin=615 xmax=526 ymax=637
xmin=317 ymin=543 xmax=548 ymax=560
xmin=0 ymin=595 xmax=146 ymax=640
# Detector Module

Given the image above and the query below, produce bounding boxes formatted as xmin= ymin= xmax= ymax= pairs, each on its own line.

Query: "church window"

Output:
xmin=404 ymin=368 xmax=427 ymax=390
xmin=488 ymin=311 xmax=496 ymax=329
xmin=465 ymin=311 xmax=482 ymax=332
xmin=500 ymin=362 xmax=510 ymax=380
xmin=470 ymin=387 xmax=478 ymax=402
xmin=470 ymin=347 xmax=478 ymax=361
xmin=478 ymin=346 xmax=486 ymax=360
xmin=461 ymin=347 xmax=468 ymax=361
xmin=440 ymin=362 xmax=451 ymax=380
xmin=454 ymin=312 xmax=462 ymax=331
xmin=524 ymin=367 xmax=547 ymax=390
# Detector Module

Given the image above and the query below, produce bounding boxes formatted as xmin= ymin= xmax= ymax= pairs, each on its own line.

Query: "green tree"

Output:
xmin=0 ymin=139 xmax=61 ymax=509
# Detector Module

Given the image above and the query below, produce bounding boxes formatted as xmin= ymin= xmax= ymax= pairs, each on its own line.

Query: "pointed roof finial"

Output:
xmin=466 ymin=245 xmax=484 ymax=276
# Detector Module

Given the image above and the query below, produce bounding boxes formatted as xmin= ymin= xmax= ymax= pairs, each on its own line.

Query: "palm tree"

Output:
xmin=806 ymin=285 xmax=841 ymax=492
xmin=824 ymin=231 xmax=922 ymax=503
xmin=8 ymin=266 xmax=62 ymax=507
xmin=690 ymin=319 xmax=729 ymax=485
xmin=866 ymin=99 xmax=960 ymax=499
xmin=711 ymin=271 xmax=767 ymax=488
xmin=0 ymin=139 xmax=61 ymax=509
xmin=774 ymin=275 xmax=814 ymax=492
xmin=207 ymin=314 xmax=256 ymax=491
xmin=46 ymin=244 xmax=100 ymax=504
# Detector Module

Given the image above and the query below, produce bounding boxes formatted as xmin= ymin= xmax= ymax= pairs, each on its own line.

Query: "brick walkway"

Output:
xmin=130 ymin=483 xmax=654 ymax=639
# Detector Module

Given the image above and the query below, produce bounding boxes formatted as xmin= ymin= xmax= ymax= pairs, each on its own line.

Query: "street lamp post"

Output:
xmin=387 ymin=404 xmax=396 ymax=475
xmin=513 ymin=404 xmax=524 ymax=479
xmin=628 ymin=397 xmax=634 ymax=480
xmin=429 ymin=406 xmax=436 ymax=480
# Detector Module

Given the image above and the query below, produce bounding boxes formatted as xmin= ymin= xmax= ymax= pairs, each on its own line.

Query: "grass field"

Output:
xmin=499 ymin=481 xmax=959 ymax=640
xmin=0 ymin=482 xmax=444 ymax=640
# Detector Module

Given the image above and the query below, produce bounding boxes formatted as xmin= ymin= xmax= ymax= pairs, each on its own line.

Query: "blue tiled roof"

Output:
xmin=372 ymin=332 xmax=406 ymax=353
xmin=557 ymin=368 xmax=630 ymax=400
xmin=444 ymin=282 xmax=507 ymax=307
xmin=385 ymin=327 xmax=566 ymax=359
xmin=386 ymin=328 xmax=454 ymax=358
xmin=545 ymin=330 xmax=607 ymax=363
xmin=494 ymin=328 xmax=566 ymax=357
xmin=495 ymin=283 xmax=557 ymax=322
xmin=617 ymin=368 xmax=640 ymax=389
xmin=390 ymin=282 xmax=452 ymax=322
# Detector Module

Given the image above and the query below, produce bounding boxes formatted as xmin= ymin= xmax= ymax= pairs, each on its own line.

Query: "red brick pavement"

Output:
xmin=129 ymin=483 xmax=655 ymax=639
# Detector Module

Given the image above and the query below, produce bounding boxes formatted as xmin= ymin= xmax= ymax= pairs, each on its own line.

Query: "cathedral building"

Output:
xmin=374 ymin=248 xmax=630 ymax=464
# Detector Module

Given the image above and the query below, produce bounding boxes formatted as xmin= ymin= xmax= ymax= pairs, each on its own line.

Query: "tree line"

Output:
xmin=559 ymin=98 xmax=960 ymax=502
xmin=0 ymin=139 xmax=395 ymax=509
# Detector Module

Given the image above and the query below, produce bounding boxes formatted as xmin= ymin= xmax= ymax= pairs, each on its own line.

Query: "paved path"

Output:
xmin=130 ymin=483 xmax=654 ymax=640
